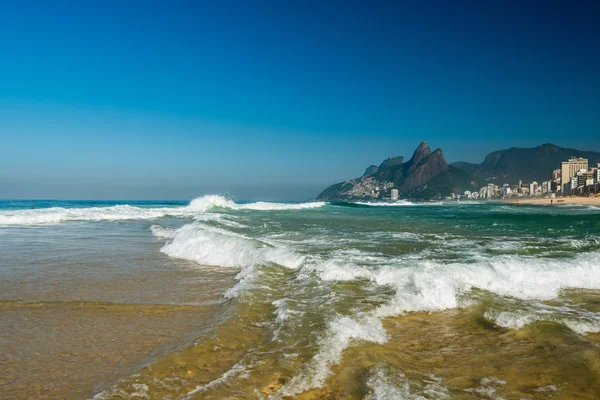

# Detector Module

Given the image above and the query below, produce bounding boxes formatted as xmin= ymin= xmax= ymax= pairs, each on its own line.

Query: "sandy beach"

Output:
xmin=503 ymin=196 xmax=600 ymax=206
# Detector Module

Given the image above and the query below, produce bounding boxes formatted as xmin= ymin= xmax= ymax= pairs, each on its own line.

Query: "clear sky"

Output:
xmin=1 ymin=0 xmax=599 ymax=200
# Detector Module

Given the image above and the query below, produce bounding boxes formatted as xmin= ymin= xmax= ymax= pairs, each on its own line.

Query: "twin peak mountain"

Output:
xmin=317 ymin=142 xmax=473 ymax=201
xmin=316 ymin=142 xmax=600 ymax=200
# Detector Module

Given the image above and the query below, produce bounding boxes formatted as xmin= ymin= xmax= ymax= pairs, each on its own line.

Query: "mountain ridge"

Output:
xmin=317 ymin=142 xmax=600 ymax=201
xmin=453 ymin=143 xmax=600 ymax=185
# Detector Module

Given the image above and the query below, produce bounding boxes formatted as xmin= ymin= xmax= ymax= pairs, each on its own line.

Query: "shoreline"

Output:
xmin=500 ymin=196 xmax=600 ymax=206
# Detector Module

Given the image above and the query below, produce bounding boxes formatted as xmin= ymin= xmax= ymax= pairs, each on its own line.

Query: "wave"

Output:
xmin=188 ymin=195 xmax=326 ymax=211
xmin=348 ymin=200 xmax=443 ymax=207
xmin=111 ymin=207 xmax=600 ymax=395
xmin=154 ymin=217 xmax=600 ymax=321
xmin=278 ymin=314 xmax=387 ymax=396
xmin=485 ymin=306 xmax=600 ymax=335
xmin=275 ymin=251 xmax=600 ymax=394
xmin=364 ymin=368 xmax=450 ymax=400
xmin=0 ymin=195 xmax=326 ymax=225
xmin=0 ymin=204 xmax=178 ymax=225
xmin=150 ymin=225 xmax=177 ymax=239
xmin=307 ymin=252 xmax=600 ymax=313
xmin=159 ymin=222 xmax=305 ymax=298
xmin=156 ymin=218 xmax=600 ymax=327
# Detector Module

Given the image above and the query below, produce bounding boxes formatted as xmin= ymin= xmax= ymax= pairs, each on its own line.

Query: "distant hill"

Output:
xmin=458 ymin=143 xmax=600 ymax=184
xmin=317 ymin=142 xmax=479 ymax=200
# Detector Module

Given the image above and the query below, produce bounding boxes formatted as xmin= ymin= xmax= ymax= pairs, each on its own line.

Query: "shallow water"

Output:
xmin=1 ymin=197 xmax=599 ymax=399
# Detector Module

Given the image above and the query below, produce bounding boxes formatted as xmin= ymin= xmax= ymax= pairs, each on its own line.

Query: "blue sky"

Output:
xmin=1 ymin=1 xmax=599 ymax=200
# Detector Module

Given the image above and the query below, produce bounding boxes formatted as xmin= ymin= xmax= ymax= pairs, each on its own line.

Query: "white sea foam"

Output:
xmin=364 ymin=370 xmax=421 ymax=400
xmin=304 ymin=252 xmax=600 ymax=313
xmin=150 ymin=225 xmax=177 ymax=239
xmin=391 ymin=232 xmax=426 ymax=241
xmin=278 ymin=251 xmax=600 ymax=393
xmin=354 ymin=200 xmax=443 ymax=207
xmin=188 ymin=195 xmax=326 ymax=212
xmin=162 ymin=223 xmax=304 ymax=270
xmin=0 ymin=195 xmax=326 ymax=225
xmin=562 ymin=318 xmax=600 ymax=335
xmin=272 ymin=298 xmax=304 ymax=341
xmin=363 ymin=369 xmax=450 ymax=400
xmin=93 ymin=380 xmax=150 ymax=400
xmin=68 ymin=200 xmax=598 ymax=396
xmin=534 ymin=385 xmax=559 ymax=393
xmin=0 ymin=204 xmax=177 ymax=225
xmin=485 ymin=308 xmax=600 ymax=335
xmin=156 ymin=216 xmax=600 ymax=392
xmin=278 ymin=315 xmax=387 ymax=397
xmin=183 ymin=360 xmax=249 ymax=398
xmin=463 ymin=377 xmax=506 ymax=399
xmin=160 ymin=222 xmax=305 ymax=298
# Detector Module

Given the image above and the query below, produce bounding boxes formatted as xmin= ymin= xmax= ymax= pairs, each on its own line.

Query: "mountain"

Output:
xmin=449 ymin=161 xmax=477 ymax=175
xmin=362 ymin=165 xmax=379 ymax=176
xmin=378 ymin=156 xmax=405 ymax=170
xmin=405 ymin=166 xmax=479 ymax=200
xmin=461 ymin=143 xmax=600 ymax=184
xmin=317 ymin=142 xmax=478 ymax=200
xmin=317 ymin=142 xmax=600 ymax=201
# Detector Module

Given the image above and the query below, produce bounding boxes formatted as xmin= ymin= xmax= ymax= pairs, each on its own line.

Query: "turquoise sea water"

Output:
xmin=1 ymin=197 xmax=600 ymax=399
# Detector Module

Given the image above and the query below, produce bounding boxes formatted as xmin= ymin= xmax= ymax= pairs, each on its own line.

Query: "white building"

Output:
xmin=391 ymin=189 xmax=399 ymax=201
xmin=528 ymin=181 xmax=539 ymax=196
xmin=541 ymin=181 xmax=551 ymax=194
xmin=570 ymin=176 xmax=579 ymax=191
xmin=586 ymin=178 xmax=595 ymax=187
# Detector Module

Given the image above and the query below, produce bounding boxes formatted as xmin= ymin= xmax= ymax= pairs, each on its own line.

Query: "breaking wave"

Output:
xmin=352 ymin=200 xmax=443 ymax=207
xmin=306 ymin=252 xmax=600 ymax=313
xmin=0 ymin=195 xmax=326 ymax=225
xmin=485 ymin=306 xmax=600 ymax=335
xmin=0 ymin=204 xmax=177 ymax=225
xmin=188 ymin=195 xmax=326 ymax=212
xmin=157 ymin=222 xmax=305 ymax=298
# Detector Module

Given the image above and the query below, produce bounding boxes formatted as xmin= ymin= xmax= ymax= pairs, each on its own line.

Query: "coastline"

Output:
xmin=500 ymin=196 xmax=600 ymax=206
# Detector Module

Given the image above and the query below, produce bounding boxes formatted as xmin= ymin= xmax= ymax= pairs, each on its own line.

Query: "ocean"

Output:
xmin=1 ymin=196 xmax=600 ymax=399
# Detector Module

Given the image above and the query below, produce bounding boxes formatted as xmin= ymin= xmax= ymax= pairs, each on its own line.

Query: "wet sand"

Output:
xmin=0 ymin=301 xmax=218 ymax=400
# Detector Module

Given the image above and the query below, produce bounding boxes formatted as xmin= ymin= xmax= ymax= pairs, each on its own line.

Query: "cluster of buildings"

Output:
xmin=554 ymin=157 xmax=600 ymax=195
xmin=347 ymin=177 xmax=396 ymax=199
xmin=454 ymin=157 xmax=600 ymax=200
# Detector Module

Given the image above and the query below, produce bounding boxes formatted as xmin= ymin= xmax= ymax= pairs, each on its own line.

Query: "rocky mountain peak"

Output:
xmin=316 ymin=141 xmax=457 ymax=201
xmin=363 ymin=165 xmax=379 ymax=177
xmin=411 ymin=142 xmax=432 ymax=165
